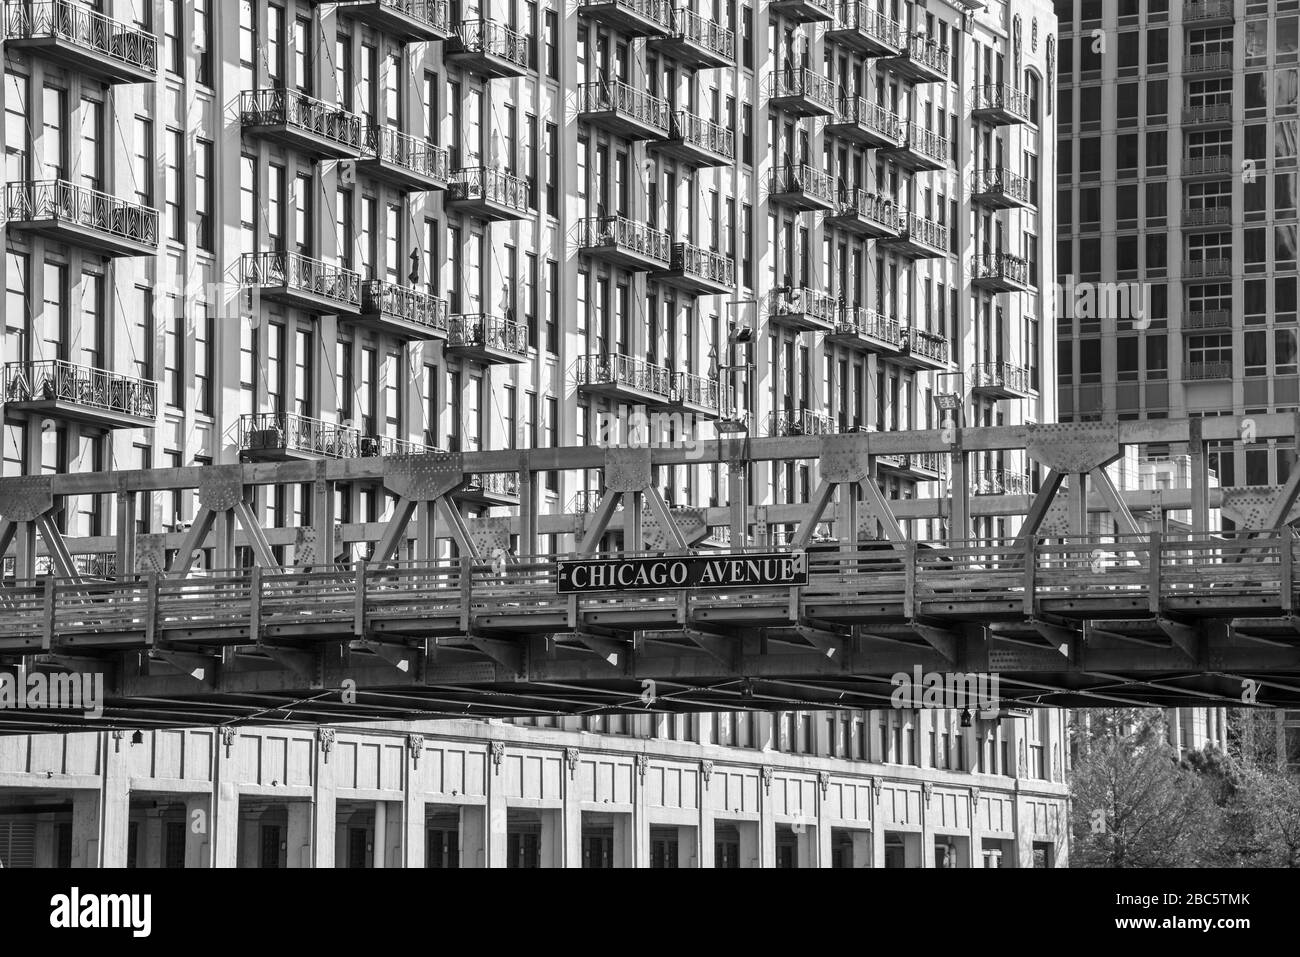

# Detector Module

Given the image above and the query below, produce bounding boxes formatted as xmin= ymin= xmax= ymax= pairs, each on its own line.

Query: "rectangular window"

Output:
xmin=164 ymin=128 xmax=183 ymax=242
xmin=79 ymin=98 xmax=101 ymax=192
xmin=164 ymin=0 xmax=182 ymax=75
xmin=195 ymin=307 xmax=213 ymax=414
xmin=196 ymin=138 xmax=213 ymax=251
xmin=546 ymin=258 xmax=559 ymax=354
xmin=195 ymin=0 xmax=212 ymax=85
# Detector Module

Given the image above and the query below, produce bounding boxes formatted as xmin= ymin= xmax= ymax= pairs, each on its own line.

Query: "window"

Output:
xmin=195 ymin=307 xmax=213 ymax=414
xmin=294 ymin=172 xmax=313 ymax=255
xmin=164 ymin=127 xmax=183 ymax=242
xmin=545 ymin=121 xmax=558 ymax=214
xmin=545 ymin=10 xmax=559 ymax=79
xmin=545 ymin=258 xmax=559 ymax=354
xmin=195 ymin=0 xmax=212 ymax=85
xmin=164 ymin=0 xmax=182 ymax=75
xmin=294 ymin=17 xmax=312 ymax=94
xmin=240 ymin=153 xmax=256 ymax=254
xmin=132 ymin=116 xmax=153 ymax=208
xmin=196 ymin=138 xmax=213 ymax=251
xmin=41 ymin=85 xmax=64 ymax=180
xmin=268 ymin=4 xmax=285 ymax=85
xmin=79 ymin=97 xmax=101 ymax=191
xmin=385 ymin=52 xmax=401 ymax=126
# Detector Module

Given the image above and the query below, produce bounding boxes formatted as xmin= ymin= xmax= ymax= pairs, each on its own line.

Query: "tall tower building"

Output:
xmin=0 ymin=0 xmax=1067 ymax=867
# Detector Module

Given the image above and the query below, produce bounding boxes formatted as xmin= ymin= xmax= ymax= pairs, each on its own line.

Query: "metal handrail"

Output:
xmin=240 ymin=251 xmax=362 ymax=307
xmin=448 ymin=166 xmax=530 ymax=213
xmin=1182 ymin=206 xmax=1231 ymax=226
xmin=973 ymin=251 xmax=1030 ymax=285
xmin=906 ymin=327 xmax=949 ymax=363
xmin=577 ymin=79 xmax=671 ymax=132
xmin=239 ymin=89 xmax=363 ymax=151
xmin=972 ymin=469 xmax=1031 ymax=496
xmin=971 ymin=83 xmax=1031 ymax=119
xmin=453 ymin=18 xmax=529 ymax=67
xmin=1183 ymin=257 xmax=1232 ymax=277
xmin=362 ymin=126 xmax=449 ymax=181
xmin=5 ymin=179 xmax=159 ymax=248
xmin=667 ymin=6 xmax=734 ymax=59
xmin=2 ymin=0 xmax=157 ymax=73
xmin=447 ymin=313 xmax=530 ymax=355
xmin=578 ymin=0 xmax=671 ymax=26
xmin=767 ymin=68 xmax=839 ymax=109
xmin=898 ymin=209 xmax=948 ymax=251
xmin=1187 ymin=360 xmax=1233 ymax=380
xmin=834 ymin=95 xmax=903 ymax=142
xmin=1184 ymin=153 xmax=1232 ymax=175
xmin=833 ymin=2 xmax=901 ymax=48
xmin=971 ymin=167 xmax=1033 ymax=203
xmin=366 ymin=0 xmax=451 ymax=31
xmin=577 ymin=215 xmax=673 ymax=264
xmin=1184 ymin=0 xmax=1233 ymax=20
xmin=837 ymin=188 xmax=897 ymax=228
xmin=837 ymin=307 xmax=901 ymax=345
xmin=668 ymin=110 xmax=735 ymax=159
xmin=1184 ymin=309 xmax=1232 ymax=330
xmin=769 ymin=286 xmax=838 ymax=322
xmin=464 ymin=472 xmax=521 ymax=497
xmin=900 ymin=32 xmax=949 ymax=77
xmin=1184 ymin=50 xmax=1233 ymax=72
xmin=367 ymin=434 xmax=446 ymax=456
xmin=671 ymin=371 xmax=724 ymax=410
xmin=575 ymin=353 xmax=673 ymax=397
xmin=767 ymin=409 xmax=833 ymax=436
xmin=971 ymin=361 xmax=1032 ymax=393
xmin=4 ymin=359 xmax=157 ymax=419
xmin=669 ymin=241 xmax=735 ymax=286
xmin=239 ymin=412 xmax=363 ymax=458
xmin=1182 ymin=102 xmax=1232 ymax=124
xmin=899 ymin=119 xmax=949 ymax=163
xmin=361 ymin=280 xmax=449 ymax=333
xmin=770 ymin=163 xmax=836 ymax=203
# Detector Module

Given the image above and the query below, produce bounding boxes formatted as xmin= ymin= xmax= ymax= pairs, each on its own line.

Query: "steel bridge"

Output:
xmin=4 ymin=416 xmax=1300 ymax=731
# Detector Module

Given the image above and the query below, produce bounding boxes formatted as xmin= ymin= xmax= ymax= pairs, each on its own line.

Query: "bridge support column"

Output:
xmin=286 ymin=801 xmax=312 ymax=868
xmin=211 ymin=780 xmax=239 ymax=868
xmin=98 ymin=733 xmax=131 ymax=867
xmin=372 ymin=801 xmax=388 ymax=868
xmin=561 ymin=775 xmax=582 ymax=868
xmin=486 ymin=755 xmax=509 ymax=868
xmin=311 ymin=735 xmax=337 ymax=868
xmin=1188 ymin=418 xmax=1209 ymax=535
xmin=71 ymin=788 xmax=99 ymax=868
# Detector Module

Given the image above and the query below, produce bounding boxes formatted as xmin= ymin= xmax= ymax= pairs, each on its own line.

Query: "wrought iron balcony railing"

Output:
xmin=906 ymin=327 xmax=949 ymax=364
xmin=897 ymin=32 xmax=950 ymax=78
xmin=832 ymin=2 xmax=902 ymax=50
xmin=447 ymin=314 xmax=530 ymax=356
xmin=836 ymin=188 xmax=899 ymax=229
xmin=577 ymin=0 xmax=671 ymax=28
xmin=898 ymin=119 xmax=949 ymax=164
xmin=577 ymin=215 xmax=673 ymax=264
xmin=1184 ymin=0 xmax=1234 ymax=21
xmin=448 ymin=166 xmax=530 ymax=213
xmin=2 ymin=0 xmax=157 ymax=76
xmin=5 ymin=179 xmax=159 ymax=250
xmin=451 ymin=18 xmax=530 ymax=68
xmin=364 ymin=434 xmax=446 ymax=456
xmin=668 ymin=242 xmax=735 ymax=287
xmin=240 ymin=251 xmax=362 ymax=308
xmin=1183 ymin=257 xmax=1232 ymax=278
xmin=240 ymin=89 xmax=364 ymax=152
xmin=667 ymin=110 xmax=734 ymax=160
xmin=836 ymin=307 xmax=901 ymax=346
xmin=834 ymin=96 xmax=903 ymax=141
xmin=973 ymin=251 xmax=1031 ymax=286
xmin=1184 ymin=309 xmax=1232 ymax=330
xmin=971 ymin=167 xmax=1034 ymax=204
xmin=1184 ymin=51 xmax=1233 ymax=73
xmin=463 ymin=472 xmax=520 ymax=498
xmin=770 ymin=163 xmax=837 ymax=204
xmin=767 ymin=409 xmax=834 ymax=437
xmin=569 ymin=490 xmax=607 ymax=514
xmin=575 ymin=354 xmax=674 ymax=397
xmin=665 ymin=6 xmax=734 ymax=61
xmin=239 ymin=412 xmax=363 ymax=458
xmin=1182 ymin=206 xmax=1231 ymax=227
xmin=4 ymin=359 xmax=158 ymax=421
xmin=897 ymin=209 xmax=948 ymax=250
xmin=361 ymin=280 xmax=449 ymax=334
xmin=971 ymin=83 xmax=1031 ymax=120
xmin=671 ymin=371 xmax=725 ymax=410
xmin=769 ymin=286 xmax=839 ymax=324
xmin=971 ymin=361 xmax=1032 ymax=393
xmin=972 ymin=469 xmax=1031 ymax=496
xmin=1186 ymin=360 xmax=1233 ymax=380
xmin=361 ymin=126 xmax=449 ymax=182
xmin=766 ymin=68 xmax=840 ymax=111
xmin=577 ymin=79 xmax=672 ymax=133
xmin=1183 ymin=153 xmax=1232 ymax=175
xmin=1182 ymin=102 xmax=1233 ymax=125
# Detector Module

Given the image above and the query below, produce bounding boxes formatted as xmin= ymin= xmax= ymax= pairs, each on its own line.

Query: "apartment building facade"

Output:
xmin=0 ymin=0 xmax=1062 ymax=865
xmin=1055 ymin=0 xmax=1299 ymax=493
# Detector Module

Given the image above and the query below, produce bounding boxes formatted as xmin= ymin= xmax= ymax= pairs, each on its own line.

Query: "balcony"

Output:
xmin=576 ymin=0 xmax=671 ymax=37
xmin=768 ymin=163 xmax=836 ymax=212
xmin=240 ymin=89 xmax=363 ymax=160
xmin=575 ymin=354 xmax=673 ymax=405
xmin=1184 ymin=50 xmax=1233 ymax=75
xmin=1184 ymin=309 xmax=1233 ymax=330
xmin=766 ymin=409 xmax=834 ymax=437
xmin=767 ymin=287 xmax=838 ymax=333
xmin=577 ymin=216 xmax=672 ymax=271
xmin=238 ymin=413 xmax=364 ymax=462
xmin=895 ymin=327 xmax=950 ymax=372
xmin=972 ymin=469 xmax=1031 ymax=496
xmin=1182 ymin=205 xmax=1232 ymax=229
xmin=970 ymin=361 xmax=1033 ymax=399
xmin=826 ymin=189 xmax=902 ymax=238
xmin=455 ymin=472 xmax=521 ymax=507
xmin=1186 ymin=360 xmax=1233 ymax=380
xmin=1184 ymin=0 xmax=1234 ymax=24
xmin=970 ymin=168 xmax=1035 ymax=211
xmin=827 ymin=307 xmax=903 ymax=356
xmin=970 ymin=83 xmax=1032 ymax=125
xmin=1183 ymin=153 xmax=1233 ymax=178
xmin=882 ymin=120 xmax=948 ymax=171
xmin=317 ymin=0 xmax=454 ymax=42
xmin=667 ymin=371 xmax=728 ymax=419
xmin=825 ymin=96 xmax=903 ymax=148
xmin=367 ymin=435 xmax=446 ymax=456
xmin=576 ymin=80 xmax=671 ymax=140
xmin=3 ymin=360 xmax=157 ymax=429
xmin=1182 ymin=102 xmax=1233 ymax=127
xmin=826 ymin=2 xmax=903 ymax=56
xmin=240 ymin=252 xmax=362 ymax=316
xmin=653 ymin=242 xmax=735 ymax=296
xmin=446 ymin=314 xmax=529 ymax=364
xmin=2 ymin=1 xmax=157 ymax=84
xmin=885 ymin=32 xmax=950 ymax=84
xmin=880 ymin=210 xmax=948 ymax=259
xmin=878 ymin=447 xmax=943 ymax=481
xmin=446 ymin=166 xmax=529 ymax=221
xmin=1183 ymin=257 xmax=1232 ymax=278
xmin=4 ymin=180 xmax=158 ymax=258
xmin=356 ymin=280 xmax=449 ymax=340
xmin=647 ymin=110 xmax=734 ymax=167
xmin=766 ymin=69 xmax=839 ymax=118
xmin=444 ymin=19 xmax=530 ymax=78
xmin=356 ymin=127 xmax=449 ymax=192
xmin=971 ymin=251 xmax=1032 ymax=292
xmin=770 ymin=0 xmax=834 ymax=24
xmin=651 ymin=7 xmax=734 ymax=69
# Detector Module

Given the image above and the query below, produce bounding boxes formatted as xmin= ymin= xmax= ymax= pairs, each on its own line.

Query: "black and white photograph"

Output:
xmin=0 ymin=0 xmax=1286 ymax=940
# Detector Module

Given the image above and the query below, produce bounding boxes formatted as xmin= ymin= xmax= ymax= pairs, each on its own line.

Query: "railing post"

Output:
xmin=1022 ymin=534 xmax=1036 ymax=617
xmin=249 ymin=564 xmax=263 ymax=643
xmin=41 ymin=575 xmax=55 ymax=652
xmin=903 ymin=541 xmax=916 ymax=619
xmin=459 ymin=555 xmax=473 ymax=632
xmin=1282 ymin=526 xmax=1294 ymax=614
xmin=353 ymin=559 xmax=367 ymax=637
xmin=144 ymin=572 xmax=159 ymax=648
xmin=1148 ymin=531 xmax=1161 ymax=615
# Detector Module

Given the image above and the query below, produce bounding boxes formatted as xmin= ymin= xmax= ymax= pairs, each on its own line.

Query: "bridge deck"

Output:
xmin=1 ymin=533 xmax=1298 ymax=729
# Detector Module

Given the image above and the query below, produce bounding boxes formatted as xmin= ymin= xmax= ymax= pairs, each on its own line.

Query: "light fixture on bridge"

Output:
xmin=960 ymin=709 xmax=973 ymax=728
xmin=131 ymin=730 xmax=144 ymax=746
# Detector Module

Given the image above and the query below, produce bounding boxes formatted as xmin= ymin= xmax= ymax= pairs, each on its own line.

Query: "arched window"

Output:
xmin=1024 ymin=68 xmax=1043 ymax=125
